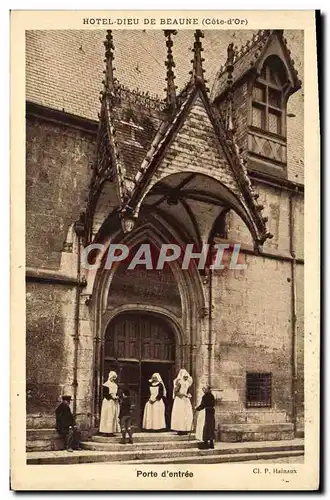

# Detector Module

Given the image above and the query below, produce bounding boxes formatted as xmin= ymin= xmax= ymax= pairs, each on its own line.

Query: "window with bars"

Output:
xmin=251 ymin=56 xmax=287 ymax=138
xmin=246 ymin=372 xmax=272 ymax=408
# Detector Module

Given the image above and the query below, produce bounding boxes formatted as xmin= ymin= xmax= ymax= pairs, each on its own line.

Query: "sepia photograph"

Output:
xmin=10 ymin=10 xmax=320 ymax=490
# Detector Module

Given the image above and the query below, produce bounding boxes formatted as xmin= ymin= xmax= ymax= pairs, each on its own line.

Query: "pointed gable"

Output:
xmin=211 ymin=30 xmax=301 ymax=103
xmin=255 ymin=31 xmax=302 ymax=91
xmin=153 ymin=94 xmax=242 ymax=198
xmin=87 ymin=30 xmax=273 ymax=249
xmin=124 ymin=82 xmax=272 ymax=247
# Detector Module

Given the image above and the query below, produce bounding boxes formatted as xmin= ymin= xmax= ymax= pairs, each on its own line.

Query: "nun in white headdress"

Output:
xmin=99 ymin=371 xmax=120 ymax=435
xmin=171 ymin=369 xmax=193 ymax=435
xmin=142 ymin=373 xmax=167 ymax=431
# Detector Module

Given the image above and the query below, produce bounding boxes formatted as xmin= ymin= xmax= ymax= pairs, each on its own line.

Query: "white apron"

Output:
xmin=99 ymin=382 xmax=120 ymax=434
xmin=195 ymin=409 xmax=206 ymax=442
xmin=142 ymin=385 xmax=166 ymax=430
xmin=171 ymin=380 xmax=193 ymax=432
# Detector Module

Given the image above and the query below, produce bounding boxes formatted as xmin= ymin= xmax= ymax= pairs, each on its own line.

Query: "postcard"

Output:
xmin=11 ymin=9 xmax=319 ymax=491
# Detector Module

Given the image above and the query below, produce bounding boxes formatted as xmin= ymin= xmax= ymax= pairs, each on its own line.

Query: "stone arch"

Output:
xmin=88 ymin=215 xmax=207 ymax=425
xmin=97 ymin=307 xmax=185 ymax=429
xmin=133 ymin=171 xmax=261 ymax=245
xmin=102 ymin=305 xmax=184 ymax=345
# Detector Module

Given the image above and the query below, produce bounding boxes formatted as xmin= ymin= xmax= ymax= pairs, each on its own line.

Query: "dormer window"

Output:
xmin=213 ymin=30 xmax=301 ymax=180
xmin=251 ymin=56 xmax=287 ymax=138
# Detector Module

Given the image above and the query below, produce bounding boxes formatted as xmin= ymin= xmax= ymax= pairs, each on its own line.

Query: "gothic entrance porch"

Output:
xmin=102 ymin=312 xmax=176 ymax=431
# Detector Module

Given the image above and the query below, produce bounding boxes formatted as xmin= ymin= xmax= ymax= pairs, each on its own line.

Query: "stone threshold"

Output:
xmin=27 ymin=438 xmax=304 ymax=465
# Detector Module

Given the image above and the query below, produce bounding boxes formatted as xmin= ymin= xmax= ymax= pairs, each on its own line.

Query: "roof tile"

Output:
xmin=26 ymin=29 xmax=304 ymax=184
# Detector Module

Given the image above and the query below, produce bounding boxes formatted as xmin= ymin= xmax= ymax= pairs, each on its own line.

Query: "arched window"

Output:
xmin=251 ymin=56 xmax=288 ymax=137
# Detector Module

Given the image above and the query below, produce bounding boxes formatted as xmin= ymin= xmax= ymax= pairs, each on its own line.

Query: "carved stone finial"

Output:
xmin=227 ymin=42 xmax=235 ymax=64
xmin=191 ymin=30 xmax=206 ymax=85
xmin=103 ymin=30 xmax=116 ymax=93
xmin=225 ymin=43 xmax=236 ymax=134
xmin=164 ymin=30 xmax=177 ymax=110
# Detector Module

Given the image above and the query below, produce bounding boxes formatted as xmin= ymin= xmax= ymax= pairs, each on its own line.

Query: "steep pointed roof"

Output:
xmin=125 ymin=29 xmax=210 ymax=210
xmin=85 ymin=30 xmax=167 ymax=241
xmin=211 ymin=29 xmax=302 ymax=102
xmin=119 ymin=31 xmax=272 ymax=248
xmin=85 ymin=30 xmax=164 ymax=241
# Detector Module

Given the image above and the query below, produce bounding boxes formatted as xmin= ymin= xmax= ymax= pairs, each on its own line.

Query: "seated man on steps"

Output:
xmin=55 ymin=395 xmax=80 ymax=452
xmin=119 ymin=389 xmax=133 ymax=444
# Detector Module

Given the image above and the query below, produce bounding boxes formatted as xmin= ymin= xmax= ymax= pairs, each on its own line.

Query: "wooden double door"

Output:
xmin=103 ymin=313 xmax=176 ymax=430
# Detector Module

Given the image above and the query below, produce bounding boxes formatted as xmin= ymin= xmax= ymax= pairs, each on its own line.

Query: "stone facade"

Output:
xmin=25 ymin=29 xmax=304 ymax=446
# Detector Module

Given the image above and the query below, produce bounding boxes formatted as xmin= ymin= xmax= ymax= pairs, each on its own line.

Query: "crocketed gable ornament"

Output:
xmin=86 ymin=29 xmax=275 ymax=251
xmin=119 ymin=30 xmax=273 ymax=250
xmin=211 ymin=29 xmax=301 ymax=102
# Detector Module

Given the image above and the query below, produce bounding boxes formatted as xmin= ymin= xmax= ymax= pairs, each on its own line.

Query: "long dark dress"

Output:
xmin=55 ymin=402 xmax=75 ymax=434
xmin=55 ymin=402 xmax=79 ymax=449
xmin=195 ymin=392 xmax=216 ymax=442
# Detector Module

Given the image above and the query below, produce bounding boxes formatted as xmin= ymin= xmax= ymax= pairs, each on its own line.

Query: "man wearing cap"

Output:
xmin=55 ymin=395 xmax=80 ymax=452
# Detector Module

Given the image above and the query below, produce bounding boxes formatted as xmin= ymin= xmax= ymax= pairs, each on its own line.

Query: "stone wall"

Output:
xmin=26 ymin=116 xmax=95 ymax=270
xmin=26 ymin=282 xmax=76 ymax=428
xmin=295 ymin=262 xmax=304 ymax=432
xmin=75 ymin=295 xmax=95 ymax=429
xmin=26 ymin=115 xmax=96 ymax=428
xmin=212 ymin=183 xmax=304 ymax=431
xmin=211 ymin=255 xmax=293 ymax=419
xmin=25 ymin=113 xmax=304 ymax=437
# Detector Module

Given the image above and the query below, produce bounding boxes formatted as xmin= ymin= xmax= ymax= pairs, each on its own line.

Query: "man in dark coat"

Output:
xmin=55 ymin=395 xmax=80 ymax=451
xmin=195 ymin=385 xmax=216 ymax=449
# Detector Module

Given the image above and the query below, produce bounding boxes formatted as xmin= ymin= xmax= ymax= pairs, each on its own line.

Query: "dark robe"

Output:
xmin=196 ymin=391 xmax=216 ymax=441
xmin=55 ymin=402 xmax=75 ymax=435
xmin=55 ymin=402 xmax=80 ymax=449
xmin=119 ymin=397 xmax=132 ymax=420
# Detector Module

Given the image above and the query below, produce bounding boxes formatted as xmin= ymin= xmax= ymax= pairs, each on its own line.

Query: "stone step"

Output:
xmin=27 ymin=439 xmax=304 ymax=465
xmin=81 ymin=439 xmax=199 ymax=452
xmin=91 ymin=432 xmax=194 ymax=444
xmin=220 ymin=423 xmax=294 ymax=433
xmin=83 ymin=436 xmax=303 ymax=454
xmin=81 ymin=440 xmax=304 ymax=457
xmin=26 ymin=440 xmax=53 ymax=452
xmin=27 ymin=448 xmax=304 ymax=466
xmin=25 ymin=429 xmax=194 ymax=452
xmin=27 ymin=429 xmax=59 ymax=440
xmin=219 ymin=423 xmax=294 ymax=442
xmin=26 ymin=429 xmax=61 ymax=452
xmin=117 ymin=450 xmax=304 ymax=465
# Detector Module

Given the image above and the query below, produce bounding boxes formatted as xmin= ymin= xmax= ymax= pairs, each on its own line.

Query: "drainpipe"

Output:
xmin=207 ymin=265 xmax=213 ymax=387
xmin=289 ymin=190 xmax=298 ymax=435
xmin=189 ymin=343 xmax=193 ymax=380
xmin=72 ymin=220 xmax=84 ymax=417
